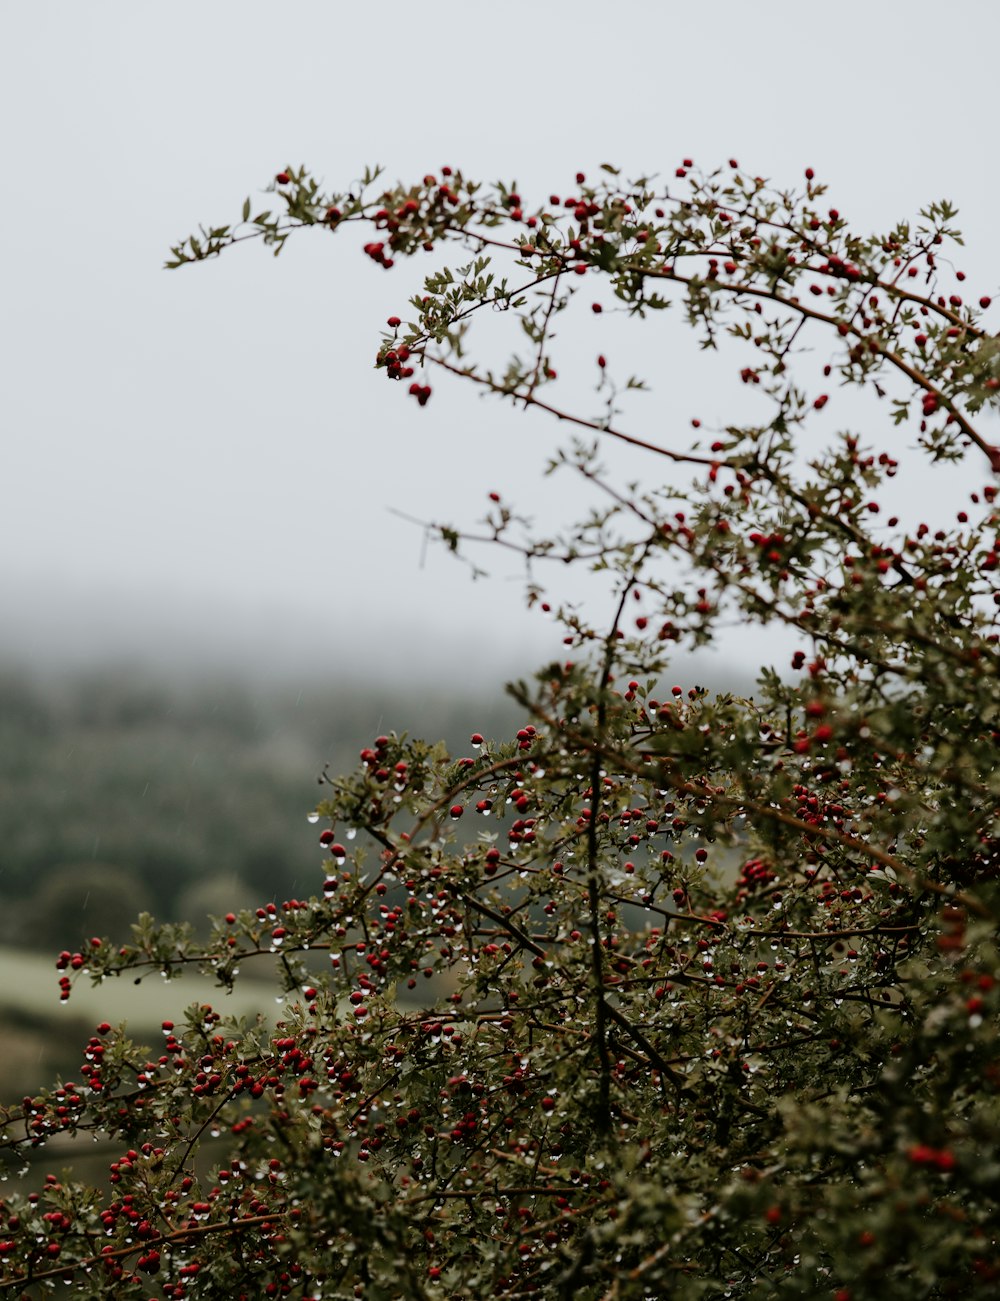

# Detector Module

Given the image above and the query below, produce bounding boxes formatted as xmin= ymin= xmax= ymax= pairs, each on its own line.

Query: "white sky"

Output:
xmin=3 ymin=1 xmax=998 ymax=689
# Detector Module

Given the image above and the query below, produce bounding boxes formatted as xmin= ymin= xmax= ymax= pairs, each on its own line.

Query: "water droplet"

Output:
xmin=306 ymin=811 xmax=320 ymax=824
xmin=346 ymin=827 xmax=357 ymax=840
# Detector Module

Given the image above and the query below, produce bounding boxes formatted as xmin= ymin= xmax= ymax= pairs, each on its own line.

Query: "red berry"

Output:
xmin=275 ymin=171 xmax=291 ymax=185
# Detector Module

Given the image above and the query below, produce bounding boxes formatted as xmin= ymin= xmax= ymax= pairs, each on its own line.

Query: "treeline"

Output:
xmin=0 ymin=665 xmax=521 ymax=953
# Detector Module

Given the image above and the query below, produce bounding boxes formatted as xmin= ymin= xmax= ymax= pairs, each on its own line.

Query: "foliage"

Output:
xmin=3 ymin=159 xmax=1000 ymax=1298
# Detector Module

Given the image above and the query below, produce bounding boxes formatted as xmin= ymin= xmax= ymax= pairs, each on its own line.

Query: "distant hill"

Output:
xmin=0 ymin=664 xmax=523 ymax=950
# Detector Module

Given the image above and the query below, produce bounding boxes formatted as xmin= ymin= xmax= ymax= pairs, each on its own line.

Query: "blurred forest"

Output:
xmin=0 ymin=663 xmax=522 ymax=1102
xmin=0 ymin=663 xmax=525 ymax=946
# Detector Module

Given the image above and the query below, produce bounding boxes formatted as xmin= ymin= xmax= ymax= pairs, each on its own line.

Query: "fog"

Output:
xmin=3 ymin=0 xmax=997 ymax=691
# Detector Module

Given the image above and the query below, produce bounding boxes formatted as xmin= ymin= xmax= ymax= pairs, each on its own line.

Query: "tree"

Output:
xmin=2 ymin=159 xmax=1000 ymax=1299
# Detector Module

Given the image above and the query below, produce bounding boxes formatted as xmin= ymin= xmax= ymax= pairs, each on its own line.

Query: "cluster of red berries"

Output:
xmin=792 ymin=722 xmax=834 ymax=754
xmin=55 ymin=939 xmax=101 ymax=1000
xmin=820 ymin=252 xmax=861 ymax=280
xmin=366 ymin=173 xmax=462 ymax=264
xmin=749 ymin=530 xmax=791 ymax=566
xmin=907 ymin=1145 xmax=956 ymax=1171
xmin=736 ymin=857 xmax=779 ymax=898
xmin=358 ymin=734 xmax=393 ymax=771
xmin=374 ymin=325 xmax=432 ymax=406
xmin=380 ymin=343 xmax=413 ymax=380
xmin=791 ymin=781 xmax=852 ymax=835
xmin=362 ymin=241 xmax=393 ymax=269
xmin=515 ymin=724 xmax=537 ymax=751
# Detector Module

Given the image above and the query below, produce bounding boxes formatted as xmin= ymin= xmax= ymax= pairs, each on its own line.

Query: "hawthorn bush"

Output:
xmin=2 ymin=160 xmax=1000 ymax=1299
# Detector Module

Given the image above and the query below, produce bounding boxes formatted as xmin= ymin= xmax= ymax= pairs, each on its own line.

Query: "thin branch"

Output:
xmin=428 ymin=355 xmax=721 ymax=467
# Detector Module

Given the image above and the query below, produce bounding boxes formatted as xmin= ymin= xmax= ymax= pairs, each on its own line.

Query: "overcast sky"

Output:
xmin=3 ymin=1 xmax=998 ymax=690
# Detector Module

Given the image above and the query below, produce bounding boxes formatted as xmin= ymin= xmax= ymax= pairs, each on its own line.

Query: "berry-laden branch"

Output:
xmin=0 ymin=161 xmax=998 ymax=1299
xmin=167 ymin=162 xmax=999 ymax=468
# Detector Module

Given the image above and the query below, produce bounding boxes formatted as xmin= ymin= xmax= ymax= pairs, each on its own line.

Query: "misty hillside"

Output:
xmin=0 ymin=664 xmax=524 ymax=953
